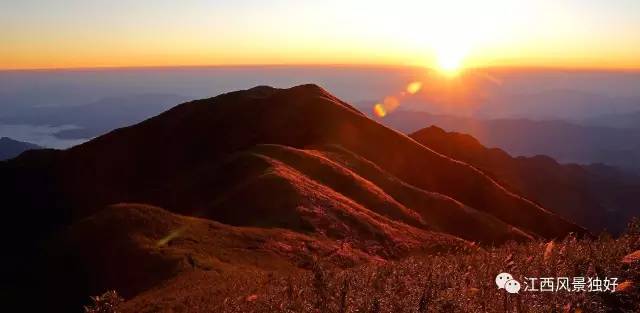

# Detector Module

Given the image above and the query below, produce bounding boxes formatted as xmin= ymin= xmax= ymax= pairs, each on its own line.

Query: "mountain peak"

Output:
xmin=1 ymin=84 xmax=592 ymax=312
xmin=0 ymin=137 xmax=42 ymax=160
xmin=49 ymin=84 xmax=585 ymax=240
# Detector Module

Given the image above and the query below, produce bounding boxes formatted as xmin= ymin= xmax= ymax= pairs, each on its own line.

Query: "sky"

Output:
xmin=1 ymin=0 xmax=639 ymax=70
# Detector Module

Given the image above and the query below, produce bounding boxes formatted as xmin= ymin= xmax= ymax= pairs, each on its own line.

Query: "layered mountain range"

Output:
xmin=0 ymin=85 xmax=594 ymax=311
xmin=411 ymin=126 xmax=640 ymax=233
xmin=371 ymin=110 xmax=640 ymax=171
xmin=0 ymin=136 xmax=41 ymax=160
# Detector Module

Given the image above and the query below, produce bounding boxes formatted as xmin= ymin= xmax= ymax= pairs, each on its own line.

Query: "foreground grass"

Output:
xmin=91 ymin=221 xmax=640 ymax=313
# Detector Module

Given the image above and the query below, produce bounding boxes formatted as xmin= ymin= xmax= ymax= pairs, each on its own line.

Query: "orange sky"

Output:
xmin=2 ymin=1 xmax=639 ymax=70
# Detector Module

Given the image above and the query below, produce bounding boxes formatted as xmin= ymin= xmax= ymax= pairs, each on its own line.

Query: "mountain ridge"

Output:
xmin=0 ymin=136 xmax=41 ymax=160
xmin=370 ymin=109 xmax=640 ymax=171
xmin=410 ymin=125 xmax=640 ymax=233
xmin=41 ymin=84 xmax=582 ymax=238
xmin=0 ymin=84 xmax=587 ymax=311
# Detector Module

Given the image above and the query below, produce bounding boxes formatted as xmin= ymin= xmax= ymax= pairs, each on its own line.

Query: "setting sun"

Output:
xmin=437 ymin=54 xmax=462 ymax=75
xmin=434 ymin=43 xmax=468 ymax=76
xmin=2 ymin=1 xmax=640 ymax=70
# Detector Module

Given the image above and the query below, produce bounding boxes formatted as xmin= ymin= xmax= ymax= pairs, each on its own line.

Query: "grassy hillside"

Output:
xmin=86 ymin=220 xmax=640 ymax=313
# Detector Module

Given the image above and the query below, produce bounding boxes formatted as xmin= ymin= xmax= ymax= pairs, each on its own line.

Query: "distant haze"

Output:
xmin=1 ymin=66 xmax=639 ymax=150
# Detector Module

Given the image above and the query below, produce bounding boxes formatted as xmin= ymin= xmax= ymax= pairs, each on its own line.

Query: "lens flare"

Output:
xmin=383 ymin=96 xmax=400 ymax=110
xmin=156 ymin=227 xmax=186 ymax=247
xmin=373 ymin=103 xmax=387 ymax=117
xmin=372 ymin=83 xmax=424 ymax=118
xmin=406 ymin=81 xmax=422 ymax=94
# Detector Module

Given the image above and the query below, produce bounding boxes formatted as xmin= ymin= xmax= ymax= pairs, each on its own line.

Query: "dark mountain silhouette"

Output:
xmin=371 ymin=110 xmax=640 ymax=171
xmin=410 ymin=126 xmax=640 ymax=233
xmin=0 ymin=137 xmax=41 ymax=160
xmin=0 ymin=85 xmax=586 ymax=311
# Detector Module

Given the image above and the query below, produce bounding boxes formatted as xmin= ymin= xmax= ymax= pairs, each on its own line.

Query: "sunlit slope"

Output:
xmin=0 ymin=84 xmax=587 ymax=311
xmin=47 ymin=84 xmax=583 ymax=238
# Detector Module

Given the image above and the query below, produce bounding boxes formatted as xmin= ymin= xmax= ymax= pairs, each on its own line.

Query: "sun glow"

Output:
xmin=436 ymin=51 xmax=463 ymax=75
xmin=434 ymin=42 xmax=468 ymax=76
xmin=2 ymin=1 xmax=639 ymax=70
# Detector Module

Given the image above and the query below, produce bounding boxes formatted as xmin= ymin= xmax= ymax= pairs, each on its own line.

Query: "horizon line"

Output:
xmin=2 ymin=63 xmax=640 ymax=73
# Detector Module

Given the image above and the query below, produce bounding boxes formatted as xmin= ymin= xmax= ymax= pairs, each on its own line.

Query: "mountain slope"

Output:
xmin=46 ymin=203 xmax=388 ymax=309
xmin=410 ymin=126 xmax=640 ymax=233
xmin=191 ymin=144 xmax=532 ymax=244
xmin=0 ymin=84 xmax=586 ymax=311
xmin=371 ymin=110 xmax=640 ymax=171
xmin=0 ymin=137 xmax=41 ymax=160
xmin=44 ymin=84 xmax=582 ymax=238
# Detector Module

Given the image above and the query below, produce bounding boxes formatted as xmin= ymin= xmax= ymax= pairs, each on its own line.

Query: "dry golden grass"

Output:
xmin=622 ymin=250 xmax=640 ymax=264
xmin=101 ymin=219 xmax=640 ymax=313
